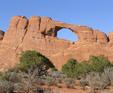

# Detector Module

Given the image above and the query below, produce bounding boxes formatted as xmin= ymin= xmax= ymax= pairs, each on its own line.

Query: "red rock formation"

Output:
xmin=0 ymin=16 xmax=113 ymax=71
xmin=0 ymin=30 xmax=4 ymax=45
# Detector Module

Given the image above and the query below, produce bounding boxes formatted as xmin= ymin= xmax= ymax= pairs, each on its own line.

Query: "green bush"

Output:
xmin=62 ymin=59 xmax=91 ymax=78
xmin=74 ymin=63 xmax=91 ymax=77
xmin=62 ymin=56 xmax=113 ymax=78
xmin=62 ymin=58 xmax=77 ymax=78
xmin=0 ymin=50 xmax=57 ymax=93
xmin=89 ymin=56 xmax=112 ymax=72
xmin=18 ymin=50 xmax=55 ymax=72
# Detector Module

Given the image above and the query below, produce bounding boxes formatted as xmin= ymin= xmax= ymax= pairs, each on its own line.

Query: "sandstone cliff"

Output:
xmin=0 ymin=16 xmax=113 ymax=71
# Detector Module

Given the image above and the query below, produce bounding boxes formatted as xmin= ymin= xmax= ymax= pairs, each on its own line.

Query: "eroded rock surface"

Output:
xmin=0 ymin=16 xmax=113 ymax=70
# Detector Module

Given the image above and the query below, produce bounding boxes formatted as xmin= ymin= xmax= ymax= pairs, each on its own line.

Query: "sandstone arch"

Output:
xmin=44 ymin=20 xmax=97 ymax=43
xmin=0 ymin=16 xmax=113 ymax=71
xmin=56 ymin=28 xmax=78 ymax=42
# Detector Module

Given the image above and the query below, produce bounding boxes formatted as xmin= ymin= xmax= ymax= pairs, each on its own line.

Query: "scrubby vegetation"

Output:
xmin=62 ymin=55 xmax=113 ymax=93
xmin=62 ymin=56 xmax=113 ymax=78
xmin=0 ymin=50 xmax=113 ymax=93
xmin=62 ymin=58 xmax=77 ymax=78
xmin=18 ymin=50 xmax=55 ymax=72
xmin=0 ymin=50 xmax=57 ymax=93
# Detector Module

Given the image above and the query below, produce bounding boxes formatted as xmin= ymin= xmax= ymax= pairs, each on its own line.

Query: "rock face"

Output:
xmin=0 ymin=16 xmax=113 ymax=70
xmin=0 ymin=30 xmax=4 ymax=45
xmin=0 ymin=30 xmax=4 ymax=40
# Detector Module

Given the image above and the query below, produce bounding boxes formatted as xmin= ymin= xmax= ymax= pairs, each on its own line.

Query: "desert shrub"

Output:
xmin=89 ymin=56 xmax=112 ymax=72
xmin=0 ymin=72 xmax=8 ymax=80
xmin=62 ymin=58 xmax=91 ymax=78
xmin=13 ymin=71 xmax=42 ymax=93
xmin=55 ymin=78 xmax=63 ymax=85
xmin=0 ymin=50 xmax=58 ymax=93
xmin=0 ymin=80 xmax=13 ymax=93
xmin=62 ymin=58 xmax=77 ymax=78
xmin=74 ymin=62 xmax=91 ymax=78
xmin=44 ymin=76 xmax=54 ymax=86
xmin=64 ymin=78 xmax=75 ymax=88
xmin=18 ymin=50 xmax=55 ymax=72
xmin=3 ymin=67 xmax=47 ymax=92
xmin=34 ymin=77 xmax=46 ymax=85
xmin=13 ymin=83 xmax=26 ymax=93
xmin=86 ymin=72 xmax=110 ymax=92
xmin=49 ymin=71 xmax=65 ymax=85
xmin=49 ymin=71 xmax=66 ymax=78
xmin=80 ymin=77 xmax=89 ymax=89
xmin=1 ymin=71 xmax=19 ymax=83
xmin=104 ymin=67 xmax=113 ymax=85
xmin=62 ymin=56 xmax=113 ymax=78
xmin=16 ymin=50 xmax=57 ymax=80
xmin=14 ymin=82 xmax=41 ymax=93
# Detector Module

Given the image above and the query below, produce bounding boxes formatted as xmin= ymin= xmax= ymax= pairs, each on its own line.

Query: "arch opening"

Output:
xmin=57 ymin=28 xmax=78 ymax=42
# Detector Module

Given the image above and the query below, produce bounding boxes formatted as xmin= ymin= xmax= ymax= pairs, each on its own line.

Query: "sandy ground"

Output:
xmin=40 ymin=85 xmax=113 ymax=93
xmin=41 ymin=85 xmax=88 ymax=93
xmin=52 ymin=87 xmax=87 ymax=93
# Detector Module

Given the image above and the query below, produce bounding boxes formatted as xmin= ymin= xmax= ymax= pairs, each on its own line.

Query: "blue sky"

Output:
xmin=0 ymin=0 xmax=113 ymax=41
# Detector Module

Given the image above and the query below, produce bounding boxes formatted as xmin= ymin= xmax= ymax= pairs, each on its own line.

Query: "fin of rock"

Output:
xmin=0 ymin=16 xmax=113 ymax=71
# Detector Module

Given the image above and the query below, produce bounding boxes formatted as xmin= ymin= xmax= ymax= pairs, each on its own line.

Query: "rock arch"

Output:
xmin=0 ymin=16 xmax=112 ymax=71
xmin=57 ymin=28 xmax=78 ymax=42
xmin=43 ymin=20 xmax=109 ymax=43
xmin=44 ymin=20 xmax=97 ymax=43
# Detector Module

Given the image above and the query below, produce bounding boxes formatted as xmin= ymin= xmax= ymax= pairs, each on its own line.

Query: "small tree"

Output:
xmin=89 ymin=55 xmax=112 ymax=72
xmin=62 ymin=58 xmax=91 ymax=78
xmin=18 ymin=50 xmax=55 ymax=74
xmin=74 ymin=62 xmax=91 ymax=77
xmin=62 ymin=58 xmax=77 ymax=78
